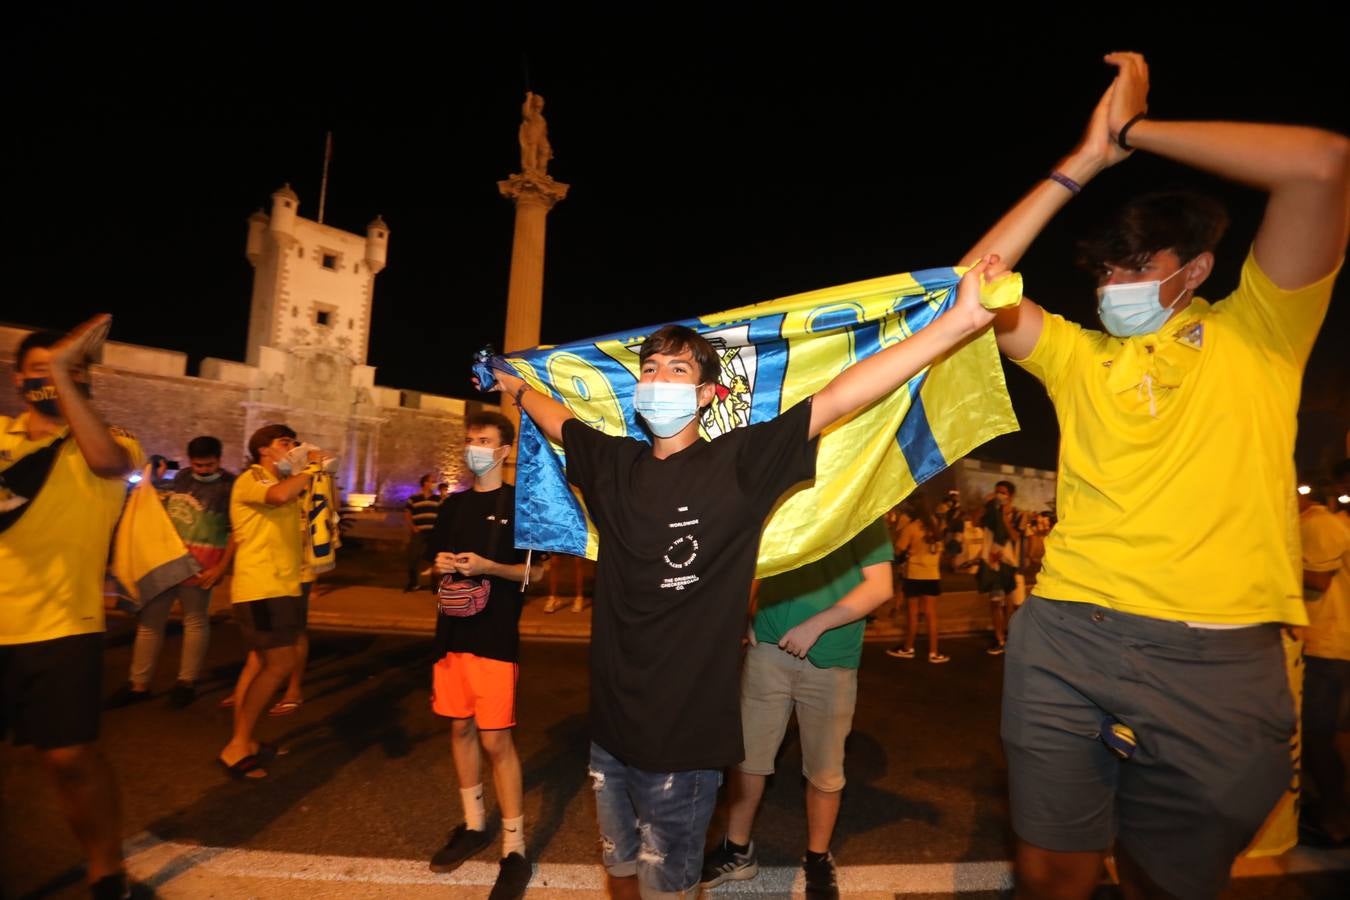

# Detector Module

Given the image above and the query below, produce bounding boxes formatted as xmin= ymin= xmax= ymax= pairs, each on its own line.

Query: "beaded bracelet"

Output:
xmin=1048 ymin=171 xmax=1082 ymax=195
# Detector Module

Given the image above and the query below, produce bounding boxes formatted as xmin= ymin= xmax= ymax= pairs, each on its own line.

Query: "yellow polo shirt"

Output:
xmin=1014 ymin=250 xmax=1339 ymax=625
xmin=0 ymin=414 xmax=143 ymax=644
xmin=1301 ymin=504 xmax=1350 ymax=660
xmin=230 ymin=464 xmax=303 ymax=603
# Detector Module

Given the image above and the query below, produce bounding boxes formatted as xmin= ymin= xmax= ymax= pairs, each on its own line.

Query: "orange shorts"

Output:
xmin=431 ymin=652 xmax=518 ymax=729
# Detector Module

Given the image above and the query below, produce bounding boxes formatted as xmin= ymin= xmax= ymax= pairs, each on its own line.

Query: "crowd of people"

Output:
xmin=3 ymin=53 xmax=1350 ymax=900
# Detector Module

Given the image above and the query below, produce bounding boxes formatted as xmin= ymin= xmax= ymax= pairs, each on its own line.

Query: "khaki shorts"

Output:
xmin=738 ymin=641 xmax=857 ymax=792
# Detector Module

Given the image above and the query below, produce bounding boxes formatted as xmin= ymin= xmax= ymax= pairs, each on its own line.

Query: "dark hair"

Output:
xmin=187 ymin=435 xmax=223 ymax=459
xmin=16 ymin=330 xmax=69 ymax=370
xmin=467 ymin=411 xmax=515 ymax=447
xmin=909 ymin=492 xmax=942 ymax=546
xmin=1076 ymin=191 xmax=1229 ymax=273
xmin=638 ymin=325 xmax=721 ymax=386
xmin=247 ymin=423 xmax=297 ymax=462
xmin=419 ymin=473 xmax=436 ymax=488
xmin=983 ymin=498 xmax=1011 ymax=545
xmin=995 ymin=480 xmax=1016 ymax=495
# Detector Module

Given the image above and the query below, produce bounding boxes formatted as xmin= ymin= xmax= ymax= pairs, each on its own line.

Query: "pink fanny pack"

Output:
xmin=437 ymin=577 xmax=491 ymax=617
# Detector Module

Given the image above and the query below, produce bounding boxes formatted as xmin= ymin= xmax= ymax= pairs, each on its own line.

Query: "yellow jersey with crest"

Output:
xmin=1014 ymin=250 xmax=1339 ymax=625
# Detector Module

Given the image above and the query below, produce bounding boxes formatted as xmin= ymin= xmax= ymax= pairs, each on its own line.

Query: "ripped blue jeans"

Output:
xmin=588 ymin=742 xmax=721 ymax=898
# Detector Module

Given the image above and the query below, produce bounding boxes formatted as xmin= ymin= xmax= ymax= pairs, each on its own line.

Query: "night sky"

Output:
xmin=7 ymin=5 xmax=1348 ymax=472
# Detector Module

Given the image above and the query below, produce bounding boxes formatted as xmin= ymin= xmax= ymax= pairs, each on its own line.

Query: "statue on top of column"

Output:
xmin=519 ymin=92 xmax=553 ymax=176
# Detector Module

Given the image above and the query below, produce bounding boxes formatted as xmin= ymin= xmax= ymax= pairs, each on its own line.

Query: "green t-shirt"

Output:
xmin=752 ymin=519 xmax=892 ymax=669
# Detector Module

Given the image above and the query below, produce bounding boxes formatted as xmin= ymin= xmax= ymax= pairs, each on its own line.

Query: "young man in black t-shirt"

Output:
xmin=489 ymin=258 xmax=1004 ymax=900
xmin=424 ymin=411 xmax=540 ymax=900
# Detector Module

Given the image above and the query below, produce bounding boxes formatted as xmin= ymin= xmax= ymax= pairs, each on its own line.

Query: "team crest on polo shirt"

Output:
xmin=1175 ymin=322 xmax=1204 ymax=350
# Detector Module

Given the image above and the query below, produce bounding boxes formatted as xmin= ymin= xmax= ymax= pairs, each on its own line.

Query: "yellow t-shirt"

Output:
xmin=1300 ymin=504 xmax=1350 ymax=661
xmin=898 ymin=519 xmax=942 ymax=581
xmin=230 ymin=464 xmax=303 ymax=604
xmin=1014 ymin=250 xmax=1339 ymax=625
xmin=0 ymin=414 xmax=143 ymax=644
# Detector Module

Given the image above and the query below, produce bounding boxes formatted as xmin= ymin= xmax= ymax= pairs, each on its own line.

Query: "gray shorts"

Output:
xmin=739 ymin=641 xmax=857 ymax=792
xmin=1002 ymin=596 xmax=1295 ymax=900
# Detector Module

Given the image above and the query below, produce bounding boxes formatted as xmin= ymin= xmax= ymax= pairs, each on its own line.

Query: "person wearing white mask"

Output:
xmin=959 ymin=53 xmax=1350 ymax=899
xmin=488 ymin=252 xmax=1004 ymax=900
xmin=424 ymin=411 xmax=542 ymax=900
xmin=218 ymin=423 xmax=322 ymax=779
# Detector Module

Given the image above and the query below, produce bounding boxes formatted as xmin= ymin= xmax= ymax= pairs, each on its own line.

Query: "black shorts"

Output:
xmin=1 ymin=632 xmax=104 ymax=750
xmin=902 ymin=578 xmax=942 ymax=597
xmin=976 ymin=561 xmax=1017 ymax=596
xmin=234 ymin=595 xmax=307 ymax=650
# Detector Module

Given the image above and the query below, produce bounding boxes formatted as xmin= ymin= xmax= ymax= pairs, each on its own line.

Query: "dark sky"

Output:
xmin=6 ymin=5 xmax=1348 ymax=472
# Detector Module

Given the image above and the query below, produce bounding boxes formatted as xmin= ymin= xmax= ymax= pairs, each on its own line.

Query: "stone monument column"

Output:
xmin=497 ymin=92 xmax=568 ymax=465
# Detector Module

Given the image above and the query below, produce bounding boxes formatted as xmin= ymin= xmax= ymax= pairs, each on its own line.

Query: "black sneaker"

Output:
xmin=167 ymin=681 xmax=196 ymax=709
xmin=104 ymin=684 xmax=152 ymax=709
xmin=487 ymin=852 xmax=532 ymax=900
xmin=803 ymin=851 xmax=839 ymax=900
xmin=700 ymin=837 xmax=758 ymax=888
xmin=89 ymin=871 xmax=131 ymax=899
xmin=429 ymin=823 xmax=492 ymax=872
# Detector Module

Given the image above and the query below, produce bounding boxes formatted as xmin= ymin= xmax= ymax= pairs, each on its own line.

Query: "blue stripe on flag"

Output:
xmin=746 ymin=313 xmax=788 ymax=423
xmin=895 ymin=373 xmax=947 ymax=484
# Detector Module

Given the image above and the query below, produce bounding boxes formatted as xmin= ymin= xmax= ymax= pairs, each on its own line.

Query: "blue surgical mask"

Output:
xmin=274 ymin=459 xmax=293 ymax=478
xmin=192 ymin=471 xmax=223 ymax=483
xmin=1096 ymin=264 xmax=1190 ymax=337
xmin=634 ymin=382 xmax=702 ymax=438
xmin=465 ymin=444 xmax=501 ymax=477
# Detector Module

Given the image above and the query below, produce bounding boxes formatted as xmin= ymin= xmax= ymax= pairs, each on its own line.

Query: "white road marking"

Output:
xmin=121 ymin=834 xmax=1350 ymax=894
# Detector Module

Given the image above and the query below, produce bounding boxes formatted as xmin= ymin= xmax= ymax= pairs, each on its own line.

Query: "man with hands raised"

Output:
xmin=965 ymin=52 xmax=1350 ymax=899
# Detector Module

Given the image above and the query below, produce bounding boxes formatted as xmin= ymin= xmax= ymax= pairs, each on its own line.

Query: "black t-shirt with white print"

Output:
xmin=562 ymin=398 xmax=818 ymax=772
xmin=425 ymin=485 xmax=528 ymax=663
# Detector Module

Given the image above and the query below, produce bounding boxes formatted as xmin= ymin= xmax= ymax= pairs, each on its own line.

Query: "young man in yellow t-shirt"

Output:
xmin=958 ymin=53 xmax=1349 ymax=898
xmin=218 ymin=423 xmax=322 ymax=778
xmin=1 ymin=317 xmax=141 ymax=900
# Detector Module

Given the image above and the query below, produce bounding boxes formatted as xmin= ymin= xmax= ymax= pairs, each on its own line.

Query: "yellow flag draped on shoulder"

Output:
xmin=477 ymin=265 xmax=1019 ymax=577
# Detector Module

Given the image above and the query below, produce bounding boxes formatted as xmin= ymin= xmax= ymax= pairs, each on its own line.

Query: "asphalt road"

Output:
xmin=3 ymin=621 xmax=1347 ymax=898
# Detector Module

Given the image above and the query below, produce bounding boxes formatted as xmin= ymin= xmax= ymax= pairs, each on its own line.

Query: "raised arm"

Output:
xmin=808 ymin=256 xmax=1003 ymax=439
xmin=1104 ymin=52 xmax=1350 ymax=289
xmin=48 ymin=315 xmax=134 ymax=478
xmin=961 ymin=72 xmax=1134 ymax=359
xmin=491 ymin=370 xmax=575 ymax=445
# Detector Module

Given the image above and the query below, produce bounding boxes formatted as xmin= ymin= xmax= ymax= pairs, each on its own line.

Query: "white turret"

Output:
xmin=245 ymin=209 xmax=269 ymax=266
xmin=365 ymin=215 xmax=389 ymax=275
xmin=270 ymin=183 xmax=299 ymax=241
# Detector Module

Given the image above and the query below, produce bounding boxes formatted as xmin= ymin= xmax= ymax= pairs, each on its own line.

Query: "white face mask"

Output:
xmin=192 ymin=470 xmax=222 ymax=483
xmin=633 ymin=382 xmax=702 ymax=438
xmin=1095 ymin=263 xmax=1191 ymax=337
xmin=465 ymin=444 xmax=502 ymax=477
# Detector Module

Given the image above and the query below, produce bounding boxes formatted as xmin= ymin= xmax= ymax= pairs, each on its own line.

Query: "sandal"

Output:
xmin=268 ymin=699 xmax=303 ymax=717
xmin=218 ymin=694 xmax=236 ymax=709
xmin=885 ymin=645 xmax=916 ymax=659
xmin=928 ymin=652 xmax=951 ymax=664
xmin=218 ymin=753 xmax=267 ymax=780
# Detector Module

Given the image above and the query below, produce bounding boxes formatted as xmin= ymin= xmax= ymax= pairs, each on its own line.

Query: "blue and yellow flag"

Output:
xmin=482 ymin=266 xmax=1018 ymax=578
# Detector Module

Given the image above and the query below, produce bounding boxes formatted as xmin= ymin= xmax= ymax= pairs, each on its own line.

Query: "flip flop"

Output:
xmin=218 ymin=695 xmax=236 ymax=709
xmin=255 ymin=742 xmax=290 ymax=763
xmin=218 ymin=754 xmax=267 ymax=780
xmin=268 ymin=699 xmax=303 ymax=717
